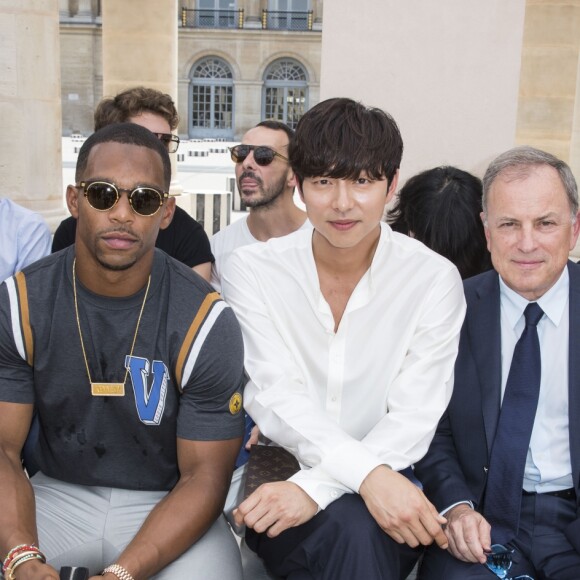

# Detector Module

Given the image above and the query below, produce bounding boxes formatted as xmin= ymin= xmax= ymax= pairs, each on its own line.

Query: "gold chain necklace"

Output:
xmin=73 ymin=258 xmax=151 ymax=397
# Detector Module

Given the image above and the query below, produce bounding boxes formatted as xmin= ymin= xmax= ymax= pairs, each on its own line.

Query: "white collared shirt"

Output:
xmin=499 ymin=268 xmax=572 ymax=492
xmin=222 ymin=223 xmax=466 ymax=508
xmin=210 ymin=214 xmax=312 ymax=292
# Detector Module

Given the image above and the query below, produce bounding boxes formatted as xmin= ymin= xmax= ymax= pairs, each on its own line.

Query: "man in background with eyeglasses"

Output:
xmin=53 ymin=86 xmax=214 ymax=282
xmin=414 ymin=147 xmax=580 ymax=579
xmin=0 ymin=123 xmax=245 ymax=580
xmin=210 ymin=120 xmax=309 ymax=293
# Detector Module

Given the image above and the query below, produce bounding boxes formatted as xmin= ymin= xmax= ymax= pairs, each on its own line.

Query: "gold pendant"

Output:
xmin=91 ymin=382 xmax=125 ymax=397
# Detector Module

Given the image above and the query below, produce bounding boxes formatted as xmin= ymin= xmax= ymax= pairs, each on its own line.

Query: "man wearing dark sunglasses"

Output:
xmin=223 ymin=98 xmax=466 ymax=580
xmin=414 ymin=147 xmax=580 ymax=579
xmin=210 ymin=120 xmax=309 ymax=293
xmin=0 ymin=123 xmax=245 ymax=579
xmin=52 ymin=86 xmax=214 ymax=282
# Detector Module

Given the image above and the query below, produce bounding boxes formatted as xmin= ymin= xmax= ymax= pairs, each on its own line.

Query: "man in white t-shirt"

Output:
xmin=210 ymin=120 xmax=309 ymax=293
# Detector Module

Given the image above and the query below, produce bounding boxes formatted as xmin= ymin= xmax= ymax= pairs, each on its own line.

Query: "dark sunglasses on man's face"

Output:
xmin=77 ymin=180 xmax=169 ymax=217
xmin=154 ymin=132 xmax=180 ymax=153
xmin=229 ymin=144 xmax=288 ymax=166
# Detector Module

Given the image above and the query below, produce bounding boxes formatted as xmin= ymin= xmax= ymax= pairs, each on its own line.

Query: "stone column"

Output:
xmin=102 ymin=0 xmax=177 ymax=103
xmin=102 ymin=0 xmax=181 ymax=193
xmin=0 ymin=0 xmax=65 ymax=230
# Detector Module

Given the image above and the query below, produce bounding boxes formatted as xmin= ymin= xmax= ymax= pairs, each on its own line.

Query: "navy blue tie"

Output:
xmin=484 ymin=302 xmax=544 ymax=544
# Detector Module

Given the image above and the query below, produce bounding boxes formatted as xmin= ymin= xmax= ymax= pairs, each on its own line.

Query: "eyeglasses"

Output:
xmin=229 ymin=145 xmax=288 ymax=166
xmin=485 ymin=544 xmax=534 ymax=580
xmin=77 ymin=181 xmax=169 ymax=217
xmin=154 ymin=132 xmax=180 ymax=153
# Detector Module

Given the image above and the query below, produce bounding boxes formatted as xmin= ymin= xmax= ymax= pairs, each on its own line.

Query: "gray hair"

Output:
xmin=482 ymin=146 xmax=578 ymax=218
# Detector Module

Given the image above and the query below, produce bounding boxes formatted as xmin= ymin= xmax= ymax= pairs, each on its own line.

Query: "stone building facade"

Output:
xmin=59 ymin=0 xmax=322 ymax=139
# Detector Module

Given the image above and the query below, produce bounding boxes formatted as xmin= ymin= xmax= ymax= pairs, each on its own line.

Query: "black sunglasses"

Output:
xmin=77 ymin=180 xmax=169 ymax=217
xmin=154 ymin=132 xmax=180 ymax=153
xmin=485 ymin=544 xmax=534 ymax=579
xmin=229 ymin=144 xmax=288 ymax=166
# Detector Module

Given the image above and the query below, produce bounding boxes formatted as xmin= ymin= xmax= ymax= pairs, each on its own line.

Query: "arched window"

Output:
xmin=262 ymin=58 xmax=308 ymax=129
xmin=189 ymin=57 xmax=234 ymax=138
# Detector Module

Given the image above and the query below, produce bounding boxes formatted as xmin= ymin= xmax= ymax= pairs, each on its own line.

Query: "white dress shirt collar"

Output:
xmin=499 ymin=266 xmax=569 ymax=329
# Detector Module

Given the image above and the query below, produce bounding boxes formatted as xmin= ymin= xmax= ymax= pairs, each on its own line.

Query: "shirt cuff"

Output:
xmin=289 ymin=468 xmax=352 ymax=510
xmin=440 ymin=500 xmax=474 ymax=517
xmin=318 ymin=439 xmax=385 ymax=492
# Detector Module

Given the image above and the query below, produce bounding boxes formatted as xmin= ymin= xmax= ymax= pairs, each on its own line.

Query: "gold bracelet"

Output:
xmin=102 ymin=564 xmax=135 ymax=580
xmin=7 ymin=552 xmax=45 ymax=579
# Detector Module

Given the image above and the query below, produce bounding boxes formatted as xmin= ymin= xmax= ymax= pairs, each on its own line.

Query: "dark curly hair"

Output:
xmin=94 ymin=87 xmax=179 ymax=132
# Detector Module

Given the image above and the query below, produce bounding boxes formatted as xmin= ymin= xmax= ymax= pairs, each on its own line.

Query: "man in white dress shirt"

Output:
xmin=223 ymin=98 xmax=466 ymax=580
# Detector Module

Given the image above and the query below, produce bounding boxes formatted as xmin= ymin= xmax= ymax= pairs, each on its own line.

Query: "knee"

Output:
xmin=321 ymin=495 xmax=387 ymax=550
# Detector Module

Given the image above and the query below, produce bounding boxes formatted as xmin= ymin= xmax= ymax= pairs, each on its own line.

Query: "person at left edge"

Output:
xmin=0 ymin=123 xmax=245 ymax=580
xmin=0 ymin=198 xmax=51 ymax=282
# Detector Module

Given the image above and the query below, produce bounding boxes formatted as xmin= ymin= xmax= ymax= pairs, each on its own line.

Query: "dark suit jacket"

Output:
xmin=414 ymin=262 xmax=580 ymax=552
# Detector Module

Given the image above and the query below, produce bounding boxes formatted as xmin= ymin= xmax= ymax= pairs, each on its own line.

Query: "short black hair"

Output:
xmin=387 ymin=166 xmax=492 ymax=279
xmin=289 ymin=98 xmax=403 ymax=187
xmin=76 ymin=122 xmax=171 ymax=189
xmin=256 ymin=120 xmax=295 ymax=143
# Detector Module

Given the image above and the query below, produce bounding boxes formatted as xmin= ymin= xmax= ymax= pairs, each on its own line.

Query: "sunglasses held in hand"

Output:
xmin=77 ymin=181 xmax=169 ymax=217
xmin=229 ymin=144 xmax=288 ymax=166
xmin=485 ymin=544 xmax=534 ymax=580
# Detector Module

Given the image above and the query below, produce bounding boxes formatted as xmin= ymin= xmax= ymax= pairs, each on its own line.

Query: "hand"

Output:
xmin=6 ymin=560 xmax=59 ymax=580
xmin=359 ymin=465 xmax=448 ymax=549
xmin=233 ymin=481 xmax=318 ymax=537
xmin=444 ymin=504 xmax=491 ymax=563
xmin=245 ymin=426 xmax=260 ymax=450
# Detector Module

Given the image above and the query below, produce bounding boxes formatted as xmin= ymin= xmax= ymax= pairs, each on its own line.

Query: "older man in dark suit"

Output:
xmin=415 ymin=146 xmax=580 ymax=579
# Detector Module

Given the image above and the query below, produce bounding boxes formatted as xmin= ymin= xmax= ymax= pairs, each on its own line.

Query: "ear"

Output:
xmin=66 ymin=184 xmax=80 ymax=218
xmin=570 ymin=210 xmax=580 ymax=251
xmin=481 ymin=211 xmax=492 ymax=252
xmin=287 ymin=167 xmax=298 ymax=190
xmin=385 ymin=170 xmax=400 ymax=205
xmin=159 ymin=196 xmax=176 ymax=231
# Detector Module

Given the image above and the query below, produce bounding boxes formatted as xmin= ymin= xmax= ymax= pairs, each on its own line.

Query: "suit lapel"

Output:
xmin=567 ymin=262 xmax=580 ymax=502
xmin=467 ymin=271 xmax=502 ymax=452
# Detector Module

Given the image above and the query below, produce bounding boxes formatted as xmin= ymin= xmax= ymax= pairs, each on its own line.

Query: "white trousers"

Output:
xmin=31 ymin=472 xmax=243 ymax=579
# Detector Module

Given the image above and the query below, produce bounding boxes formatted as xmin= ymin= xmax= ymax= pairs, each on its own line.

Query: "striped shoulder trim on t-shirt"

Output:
xmin=175 ymin=291 xmax=228 ymax=391
xmin=5 ymin=271 xmax=34 ymax=365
